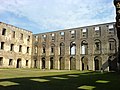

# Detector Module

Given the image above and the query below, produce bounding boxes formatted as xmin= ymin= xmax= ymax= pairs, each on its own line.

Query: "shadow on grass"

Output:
xmin=0 ymin=71 xmax=120 ymax=90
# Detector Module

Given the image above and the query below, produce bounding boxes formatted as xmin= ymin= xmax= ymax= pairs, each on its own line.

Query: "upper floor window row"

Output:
xmin=1 ymin=28 xmax=31 ymax=42
xmin=20 ymin=33 xmax=31 ymax=42
xmin=2 ymin=29 xmax=15 ymax=38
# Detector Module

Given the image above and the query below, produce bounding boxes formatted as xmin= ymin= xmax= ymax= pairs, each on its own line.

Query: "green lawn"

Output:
xmin=0 ymin=69 xmax=120 ymax=90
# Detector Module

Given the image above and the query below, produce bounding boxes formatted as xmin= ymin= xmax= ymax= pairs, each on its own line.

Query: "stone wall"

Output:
xmin=32 ymin=22 xmax=118 ymax=71
xmin=0 ymin=22 xmax=32 ymax=68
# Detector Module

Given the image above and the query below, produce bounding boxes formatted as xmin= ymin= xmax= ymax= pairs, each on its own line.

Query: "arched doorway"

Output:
xmin=94 ymin=59 xmax=99 ymax=70
xmin=108 ymin=56 xmax=117 ymax=71
xmin=81 ymin=57 xmax=88 ymax=70
xmin=50 ymin=57 xmax=54 ymax=69
xmin=70 ymin=57 xmax=76 ymax=70
xmin=94 ymin=56 xmax=102 ymax=70
xmin=59 ymin=57 xmax=65 ymax=70
xmin=42 ymin=57 xmax=45 ymax=69
xmin=34 ymin=60 xmax=37 ymax=68
xmin=16 ymin=58 xmax=21 ymax=68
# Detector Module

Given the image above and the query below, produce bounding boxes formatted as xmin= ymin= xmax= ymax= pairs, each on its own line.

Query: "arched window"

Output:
xmin=94 ymin=39 xmax=101 ymax=51
xmin=34 ymin=46 xmax=38 ymax=54
xmin=70 ymin=42 xmax=76 ymax=55
xmin=42 ymin=44 xmax=46 ymax=54
xmin=109 ymin=39 xmax=116 ymax=51
xmin=51 ymin=44 xmax=55 ymax=54
xmin=81 ymin=40 xmax=88 ymax=54
xmin=60 ymin=42 xmax=65 ymax=56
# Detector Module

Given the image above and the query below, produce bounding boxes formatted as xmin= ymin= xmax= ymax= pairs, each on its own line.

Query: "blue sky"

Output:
xmin=0 ymin=0 xmax=115 ymax=34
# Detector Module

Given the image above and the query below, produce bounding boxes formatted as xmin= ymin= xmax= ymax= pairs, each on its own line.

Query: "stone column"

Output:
xmin=46 ymin=56 xmax=50 ymax=69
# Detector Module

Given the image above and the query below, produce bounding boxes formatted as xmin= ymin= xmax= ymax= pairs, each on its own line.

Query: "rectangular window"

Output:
xmin=82 ymin=28 xmax=87 ymax=33
xmin=42 ymin=35 xmax=46 ymax=40
xmin=1 ymin=42 xmax=4 ymax=50
xmin=26 ymin=60 xmax=28 ymax=66
xmin=35 ymin=47 xmax=38 ymax=54
xmin=19 ymin=45 xmax=22 ymax=52
xmin=108 ymin=24 xmax=114 ymax=35
xmin=51 ymin=47 xmax=54 ymax=53
xmin=20 ymin=33 xmax=23 ymax=40
xmin=27 ymin=35 xmax=30 ymax=41
xmin=43 ymin=35 xmax=46 ymax=38
xmin=70 ymin=30 xmax=75 ymax=38
xmin=82 ymin=28 xmax=87 ymax=38
xmin=43 ymin=47 xmax=45 ymax=53
xmin=27 ymin=47 xmax=29 ymax=53
xmin=0 ymin=57 xmax=3 ymax=66
xmin=9 ymin=59 xmax=13 ymax=66
xmin=109 ymin=41 xmax=115 ymax=50
xmin=94 ymin=26 xmax=101 ymax=37
xmin=35 ymin=36 xmax=38 ymax=41
xmin=12 ymin=31 xmax=15 ymax=38
xmin=60 ymin=32 xmax=65 ymax=39
xmin=95 ymin=26 xmax=99 ymax=31
xmin=71 ymin=30 xmax=75 ymax=34
xmin=51 ymin=33 xmax=55 ymax=41
xmin=60 ymin=32 xmax=65 ymax=36
xmin=109 ymin=24 xmax=114 ymax=29
xmin=2 ymin=28 xmax=6 ymax=35
xmin=10 ymin=44 xmax=14 ymax=51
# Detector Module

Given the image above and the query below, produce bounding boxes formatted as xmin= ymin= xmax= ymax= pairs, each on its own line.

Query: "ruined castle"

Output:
xmin=0 ymin=22 xmax=118 ymax=71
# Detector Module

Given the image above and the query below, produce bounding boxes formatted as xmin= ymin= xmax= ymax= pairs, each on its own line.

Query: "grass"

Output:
xmin=0 ymin=69 xmax=120 ymax=90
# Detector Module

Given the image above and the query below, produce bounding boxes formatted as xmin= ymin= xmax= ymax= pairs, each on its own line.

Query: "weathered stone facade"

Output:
xmin=32 ymin=22 xmax=118 ymax=71
xmin=0 ymin=22 xmax=118 ymax=71
xmin=0 ymin=22 xmax=32 ymax=68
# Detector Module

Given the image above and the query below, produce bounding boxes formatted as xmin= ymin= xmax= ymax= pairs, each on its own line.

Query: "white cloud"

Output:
xmin=0 ymin=0 xmax=115 ymax=33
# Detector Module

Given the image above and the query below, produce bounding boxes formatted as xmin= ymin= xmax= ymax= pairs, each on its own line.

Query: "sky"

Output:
xmin=0 ymin=0 xmax=115 ymax=34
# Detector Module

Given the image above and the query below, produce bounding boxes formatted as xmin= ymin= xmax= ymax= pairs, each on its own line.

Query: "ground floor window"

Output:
xmin=16 ymin=59 xmax=22 ymax=68
xmin=26 ymin=60 xmax=29 ymax=66
xmin=42 ymin=58 xmax=45 ymax=69
xmin=9 ymin=59 xmax=13 ymax=66
xmin=0 ymin=57 xmax=3 ymax=66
